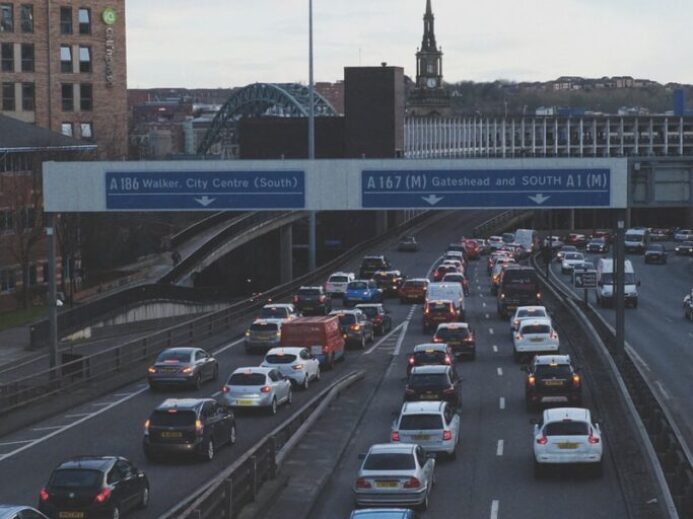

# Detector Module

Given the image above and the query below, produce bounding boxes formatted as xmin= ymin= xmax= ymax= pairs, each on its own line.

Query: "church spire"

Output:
xmin=421 ymin=0 xmax=437 ymax=51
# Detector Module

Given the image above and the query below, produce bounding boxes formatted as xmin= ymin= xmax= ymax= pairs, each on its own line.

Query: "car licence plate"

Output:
xmin=58 ymin=513 xmax=85 ymax=519
xmin=544 ymin=380 xmax=564 ymax=386
xmin=422 ymin=394 xmax=438 ymax=400
xmin=557 ymin=442 xmax=580 ymax=449
xmin=413 ymin=434 xmax=430 ymax=441
xmin=530 ymin=337 xmax=543 ymax=342
xmin=236 ymin=400 xmax=254 ymax=406
xmin=375 ymin=481 xmax=398 ymax=488
xmin=161 ymin=431 xmax=182 ymax=438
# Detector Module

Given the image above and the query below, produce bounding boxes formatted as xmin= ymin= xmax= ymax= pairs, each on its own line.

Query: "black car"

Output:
xmin=406 ymin=343 xmax=453 ymax=376
xmin=38 ymin=456 xmax=149 ymax=519
xmin=674 ymin=241 xmax=693 ymax=256
xmin=330 ymin=310 xmax=375 ymax=349
xmin=355 ymin=303 xmax=392 ymax=335
xmin=147 ymin=347 xmax=219 ymax=390
xmin=292 ymin=286 xmax=332 ymax=315
xmin=143 ymin=398 xmax=236 ymax=461
xmin=585 ymin=238 xmax=609 ymax=253
xmin=358 ymin=255 xmax=391 ymax=279
xmin=432 ymin=323 xmax=476 ymax=360
xmin=404 ymin=365 xmax=461 ymax=408
xmin=524 ymin=354 xmax=582 ymax=412
xmin=644 ymin=244 xmax=668 ymax=264
xmin=397 ymin=235 xmax=419 ymax=252
xmin=372 ymin=270 xmax=406 ymax=296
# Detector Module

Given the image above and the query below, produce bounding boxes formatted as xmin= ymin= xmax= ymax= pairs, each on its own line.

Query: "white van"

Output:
xmin=596 ymin=258 xmax=639 ymax=308
xmin=624 ymin=228 xmax=650 ymax=254
xmin=426 ymin=282 xmax=466 ymax=320
xmin=515 ymin=229 xmax=539 ymax=256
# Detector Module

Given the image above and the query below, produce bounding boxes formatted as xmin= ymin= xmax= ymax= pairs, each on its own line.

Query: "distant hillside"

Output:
xmin=444 ymin=80 xmax=693 ymax=116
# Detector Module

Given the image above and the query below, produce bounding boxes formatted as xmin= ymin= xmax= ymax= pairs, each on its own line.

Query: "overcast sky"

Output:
xmin=126 ymin=0 xmax=691 ymax=89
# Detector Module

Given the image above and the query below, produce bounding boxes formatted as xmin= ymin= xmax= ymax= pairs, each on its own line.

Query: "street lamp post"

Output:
xmin=307 ymin=0 xmax=317 ymax=272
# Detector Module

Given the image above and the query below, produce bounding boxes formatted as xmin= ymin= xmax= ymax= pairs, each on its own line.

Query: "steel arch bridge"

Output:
xmin=196 ymin=82 xmax=339 ymax=155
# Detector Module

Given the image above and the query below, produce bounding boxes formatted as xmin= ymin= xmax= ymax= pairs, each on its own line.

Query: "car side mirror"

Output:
xmin=529 ymin=418 xmax=539 ymax=425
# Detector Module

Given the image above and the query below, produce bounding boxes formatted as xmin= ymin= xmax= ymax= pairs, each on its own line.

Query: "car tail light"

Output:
xmin=147 ymin=367 xmax=156 ymax=374
xmin=527 ymin=375 xmax=536 ymax=386
xmin=391 ymin=431 xmax=400 ymax=442
xmin=433 ymin=336 xmax=442 ymax=343
xmin=405 ymin=387 xmax=415 ymax=395
xmin=536 ymin=435 xmax=548 ymax=445
xmin=444 ymin=355 xmax=452 ymax=365
xmin=355 ymin=478 xmax=371 ymax=489
xmin=195 ymin=419 xmax=204 ymax=435
xmin=408 ymin=356 xmax=415 ymax=365
xmin=261 ymin=385 xmax=272 ymax=393
xmin=572 ymin=374 xmax=581 ymax=386
xmin=588 ymin=433 xmax=600 ymax=444
xmin=403 ymin=477 xmax=421 ymax=489
xmin=222 ymin=385 xmax=230 ymax=393
xmin=94 ymin=487 xmax=111 ymax=504
xmin=144 ymin=419 xmax=150 ymax=435
xmin=319 ymin=295 xmax=326 ymax=303
xmin=536 ymin=292 xmax=542 ymax=299
xmin=465 ymin=335 xmax=474 ymax=342
xmin=182 ymin=367 xmax=193 ymax=374
xmin=292 ymin=295 xmax=299 ymax=304
xmin=550 ymin=331 xmax=558 ymax=340
xmin=515 ymin=334 xmax=523 ymax=341
xmin=443 ymin=385 xmax=456 ymax=394
xmin=245 ymin=330 xmax=251 ymax=337
xmin=39 ymin=488 xmax=49 ymax=502
xmin=443 ymin=430 xmax=453 ymax=441
xmin=424 ymin=307 xmax=430 ymax=314
xmin=350 ymin=324 xmax=361 ymax=331
xmin=292 ymin=363 xmax=304 ymax=370
xmin=276 ymin=331 xmax=281 ymax=337
xmin=500 ymin=293 xmax=506 ymax=299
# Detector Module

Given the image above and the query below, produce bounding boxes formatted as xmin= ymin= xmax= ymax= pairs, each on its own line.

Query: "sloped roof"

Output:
xmin=0 ymin=115 xmax=97 ymax=152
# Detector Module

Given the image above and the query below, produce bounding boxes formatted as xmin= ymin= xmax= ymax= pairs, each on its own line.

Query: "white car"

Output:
xmin=561 ymin=252 xmax=585 ymax=274
xmin=258 ymin=303 xmax=299 ymax=320
xmin=391 ymin=401 xmax=460 ymax=458
xmin=488 ymin=235 xmax=504 ymax=250
xmin=222 ymin=367 xmax=292 ymax=415
xmin=513 ymin=318 xmax=559 ymax=362
xmin=532 ymin=407 xmax=603 ymax=477
xmin=325 ymin=272 xmax=355 ymax=297
xmin=674 ymin=229 xmax=693 ymax=242
xmin=261 ymin=347 xmax=320 ymax=390
xmin=441 ymin=259 xmax=463 ymax=272
xmin=510 ymin=306 xmax=550 ymax=334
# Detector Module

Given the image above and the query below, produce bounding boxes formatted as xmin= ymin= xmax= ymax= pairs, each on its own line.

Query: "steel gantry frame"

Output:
xmin=196 ymin=82 xmax=338 ymax=155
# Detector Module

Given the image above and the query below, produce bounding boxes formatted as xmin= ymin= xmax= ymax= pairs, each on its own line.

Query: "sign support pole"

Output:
xmin=307 ymin=0 xmax=317 ymax=272
xmin=46 ymin=213 xmax=58 ymax=371
xmin=614 ymin=212 xmax=626 ymax=356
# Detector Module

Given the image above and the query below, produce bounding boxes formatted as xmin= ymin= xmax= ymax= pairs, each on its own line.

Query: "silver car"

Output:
xmin=391 ymin=401 xmax=460 ymax=458
xmin=353 ymin=443 xmax=435 ymax=511
xmin=222 ymin=367 xmax=292 ymax=415
xmin=0 ymin=505 xmax=48 ymax=519
xmin=261 ymin=347 xmax=321 ymax=390
xmin=147 ymin=347 xmax=219 ymax=390
xmin=245 ymin=318 xmax=285 ymax=353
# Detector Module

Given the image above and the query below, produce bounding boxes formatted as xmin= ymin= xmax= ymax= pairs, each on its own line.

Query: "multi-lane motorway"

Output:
xmin=549 ymin=246 xmax=693 ymax=456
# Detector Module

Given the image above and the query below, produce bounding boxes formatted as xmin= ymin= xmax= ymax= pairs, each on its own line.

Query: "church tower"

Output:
xmin=408 ymin=0 xmax=451 ymax=116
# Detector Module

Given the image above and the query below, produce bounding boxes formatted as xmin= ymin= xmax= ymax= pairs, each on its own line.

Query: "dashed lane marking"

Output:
xmin=485 ymin=313 xmax=490 ymax=319
xmin=31 ymin=426 xmax=64 ymax=431
xmin=490 ymin=500 xmax=500 ymax=519
xmin=214 ymin=337 xmax=245 ymax=355
xmin=64 ymin=413 xmax=91 ymax=418
xmin=497 ymin=367 xmax=503 ymax=376
xmin=392 ymin=321 xmax=410 ymax=356
xmin=492 ymin=345 xmax=498 ymax=353
xmin=91 ymin=402 xmax=111 ymax=407
xmin=499 ymin=397 xmax=505 ymax=410
xmin=211 ymin=391 xmax=222 ymax=398
xmin=364 ymin=322 xmax=405 ymax=355
xmin=655 ymin=381 xmax=671 ymax=400
xmin=482 ymin=302 xmax=487 ymax=307
xmin=489 ymin=328 xmax=495 ymax=335
xmin=0 ymin=440 xmax=34 ymax=447
xmin=496 ymin=440 xmax=504 ymax=456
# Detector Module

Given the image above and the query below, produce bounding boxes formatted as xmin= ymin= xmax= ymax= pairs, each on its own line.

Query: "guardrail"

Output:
xmin=1 ymin=212 xmax=433 ymax=416
xmin=161 ymin=370 xmax=365 ymax=519
xmin=531 ymin=253 xmax=691 ymax=518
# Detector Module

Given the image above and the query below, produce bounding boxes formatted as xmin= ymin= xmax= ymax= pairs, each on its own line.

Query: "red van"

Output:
xmin=280 ymin=316 xmax=345 ymax=369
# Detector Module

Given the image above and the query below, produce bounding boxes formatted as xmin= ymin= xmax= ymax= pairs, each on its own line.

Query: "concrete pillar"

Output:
xmin=375 ymin=211 xmax=389 ymax=236
xmin=569 ymin=209 xmax=576 ymax=231
xmin=279 ymin=224 xmax=293 ymax=284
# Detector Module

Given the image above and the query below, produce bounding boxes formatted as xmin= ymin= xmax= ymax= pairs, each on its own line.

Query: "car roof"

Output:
xmin=55 ymin=456 xmax=118 ymax=471
xmin=262 ymin=303 xmax=293 ymax=309
xmin=351 ymin=509 xmax=413 ymax=518
xmin=329 ymin=271 xmax=354 ymax=277
xmin=156 ymin=398 xmax=214 ymax=411
xmin=367 ymin=443 xmax=417 ymax=454
xmin=404 ymin=277 xmax=429 ymax=283
xmin=160 ymin=347 xmax=196 ymax=354
xmin=363 ymin=255 xmax=386 ymax=260
xmin=349 ymin=279 xmax=373 ymax=284
xmin=251 ymin=318 xmax=285 ymax=325
xmin=355 ymin=303 xmax=382 ymax=309
xmin=231 ymin=367 xmax=273 ymax=376
xmin=533 ymin=354 xmax=572 ymax=366
xmin=298 ymin=286 xmax=322 ymax=290
xmin=330 ymin=309 xmax=363 ymax=316
xmin=520 ymin=318 xmax=552 ymax=327
xmin=515 ymin=306 xmax=546 ymax=312
xmin=543 ymin=407 xmax=591 ymax=423
xmin=413 ymin=343 xmax=448 ymax=352
xmin=435 ymin=322 xmax=470 ymax=330
xmin=411 ymin=365 xmax=450 ymax=374
xmin=401 ymin=401 xmax=446 ymax=415
xmin=265 ymin=347 xmax=306 ymax=356
xmin=426 ymin=299 xmax=453 ymax=305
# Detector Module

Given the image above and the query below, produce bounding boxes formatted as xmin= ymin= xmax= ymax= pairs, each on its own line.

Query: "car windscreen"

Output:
xmin=363 ymin=453 xmax=415 ymax=471
xmin=521 ymin=324 xmax=550 ymax=334
xmin=403 ymin=281 xmax=426 ymax=288
xmin=338 ymin=314 xmax=357 ymax=325
xmin=298 ymin=288 xmax=321 ymax=296
xmin=156 ymin=350 xmax=191 ymax=363
xmin=348 ymin=282 xmax=368 ymax=290
xmin=399 ymin=414 xmax=444 ymax=430
xmin=250 ymin=323 xmax=279 ymax=332
xmin=434 ymin=328 xmax=469 ymax=340
xmin=564 ymin=253 xmax=582 ymax=260
xmin=589 ymin=239 xmax=605 ymax=245
xmin=443 ymin=275 xmax=464 ymax=282
xmin=150 ymin=410 xmax=196 ymax=427
xmin=362 ymin=259 xmax=385 ymax=268
xmin=259 ymin=308 xmax=288 ymax=319
xmin=625 ymin=233 xmax=644 ymax=242
xmin=517 ymin=309 xmax=546 ymax=319
xmin=502 ymin=233 xmax=515 ymax=242
xmin=413 ymin=350 xmax=446 ymax=362
xmin=427 ymin=302 xmax=451 ymax=313
xmin=265 ymin=354 xmax=297 ymax=364
xmin=49 ymin=469 xmax=102 ymax=489
xmin=601 ymin=273 xmax=637 ymax=284
xmin=409 ymin=373 xmax=449 ymax=387
xmin=535 ymin=365 xmax=572 ymax=378
xmin=560 ymin=246 xmax=576 ymax=252
xmin=329 ymin=275 xmax=349 ymax=283
xmin=647 ymin=245 xmax=664 ymax=252
xmin=358 ymin=307 xmax=378 ymax=318
xmin=228 ymin=373 xmax=266 ymax=386
xmin=545 ymin=421 xmax=589 ymax=436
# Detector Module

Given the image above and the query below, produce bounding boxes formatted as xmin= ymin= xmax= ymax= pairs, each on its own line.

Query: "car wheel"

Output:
xmin=417 ymin=489 xmax=429 ymax=511
xmin=533 ymin=460 xmax=544 ymax=479
xmin=593 ymin=460 xmax=604 ymax=478
xmin=229 ymin=424 xmax=237 ymax=445
xmin=315 ymin=367 xmax=321 ymax=381
xmin=303 ymin=375 xmax=310 ymax=390
xmin=194 ymin=374 xmax=202 ymax=390
xmin=287 ymin=388 xmax=293 ymax=405
xmin=513 ymin=350 xmax=521 ymax=363
xmin=148 ymin=383 xmax=158 ymax=392
xmin=138 ymin=485 xmax=150 ymax=509
xmin=360 ymin=336 xmax=366 ymax=350
xmin=212 ymin=366 xmax=219 ymax=381
xmin=204 ymin=439 xmax=215 ymax=461
xmin=449 ymin=445 xmax=457 ymax=460
xmin=111 ymin=505 xmax=121 ymax=519
xmin=269 ymin=398 xmax=278 ymax=415
xmin=328 ymin=352 xmax=335 ymax=370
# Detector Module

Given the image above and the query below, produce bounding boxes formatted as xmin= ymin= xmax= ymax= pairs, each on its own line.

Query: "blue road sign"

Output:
xmin=106 ymin=171 xmax=305 ymax=210
xmin=361 ymin=169 xmax=611 ymax=208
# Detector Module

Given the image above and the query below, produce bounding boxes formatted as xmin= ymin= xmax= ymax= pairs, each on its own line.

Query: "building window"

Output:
xmin=1 ymin=42 xmax=13 ymax=72
xmin=22 ymin=82 xmax=34 ymax=110
xmin=78 ymin=46 xmax=91 ymax=73
xmin=78 ymin=7 xmax=90 ymax=34
xmin=0 ymin=209 xmax=14 ymax=231
xmin=59 ymin=6 xmax=71 ymax=34
xmin=21 ymin=43 xmax=34 ymax=72
xmin=20 ymin=4 xmax=32 ymax=32
xmin=1 ymin=269 xmax=16 ymax=293
xmin=61 ymin=83 xmax=73 ymax=111
xmin=60 ymin=45 xmax=72 ymax=73
xmin=80 ymin=122 xmax=93 ymax=140
xmin=28 ymin=263 xmax=37 ymax=287
xmin=0 ymin=3 xmax=13 ymax=32
xmin=61 ymin=122 xmax=73 ymax=136
xmin=2 ymin=82 xmax=15 ymax=111
xmin=80 ymin=83 xmax=92 ymax=111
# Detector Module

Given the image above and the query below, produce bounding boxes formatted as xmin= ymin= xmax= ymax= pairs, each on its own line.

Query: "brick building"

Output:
xmin=0 ymin=1 xmax=127 ymax=158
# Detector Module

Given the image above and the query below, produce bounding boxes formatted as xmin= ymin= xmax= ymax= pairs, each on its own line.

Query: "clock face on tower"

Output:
xmin=427 ymin=78 xmax=437 ymax=89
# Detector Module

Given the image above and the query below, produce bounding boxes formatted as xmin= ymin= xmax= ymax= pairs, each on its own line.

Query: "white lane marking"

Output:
xmin=485 ymin=313 xmax=490 ymax=319
xmin=482 ymin=302 xmax=487 ymax=308
xmin=689 ymin=332 xmax=693 ymax=339
xmin=0 ymin=386 xmax=149 ymax=463
xmin=496 ymin=440 xmax=504 ymax=456
xmin=0 ymin=440 xmax=34 ymax=446
xmin=113 ymin=393 xmax=133 ymax=397
xmin=31 ymin=426 xmax=63 ymax=431
xmin=425 ymin=255 xmax=444 ymax=278
xmin=214 ymin=337 xmax=245 ymax=355
xmin=490 ymin=500 xmax=500 ymax=519
xmin=64 ymin=413 xmax=91 ymax=418
xmin=497 ymin=367 xmax=503 ymax=376
xmin=492 ymin=345 xmax=498 ymax=353
xmin=211 ymin=391 xmax=222 ymax=398
xmin=499 ymin=397 xmax=505 ymax=410
xmin=665 ymin=317 xmax=673 ymax=323
xmin=489 ymin=328 xmax=495 ymax=335
xmin=392 ymin=321 xmax=410 ymax=356
xmin=364 ymin=322 xmax=405 ymax=355
xmin=655 ymin=381 xmax=671 ymax=400
xmin=626 ymin=345 xmax=651 ymax=372
xmin=91 ymin=402 xmax=111 ymax=407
